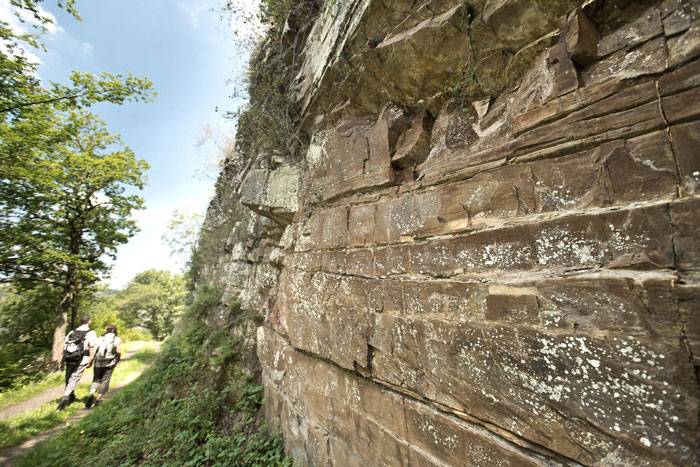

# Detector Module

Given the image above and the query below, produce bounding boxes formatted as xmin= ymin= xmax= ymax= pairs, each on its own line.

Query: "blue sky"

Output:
xmin=4 ymin=1 xmax=256 ymax=288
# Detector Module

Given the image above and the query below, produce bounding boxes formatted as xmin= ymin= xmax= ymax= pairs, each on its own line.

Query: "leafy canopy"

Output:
xmin=0 ymin=110 xmax=149 ymax=287
xmin=111 ymin=269 xmax=186 ymax=340
xmin=0 ymin=1 xmax=155 ymax=121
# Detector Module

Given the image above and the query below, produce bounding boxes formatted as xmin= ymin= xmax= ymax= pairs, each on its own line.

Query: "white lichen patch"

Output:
xmin=535 ymin=181 xmax=581 ymax=209
xmin=458 ymin=240 xmax=533 ymax=270
xmin=535 ymin=226 xmax=605 ymax=266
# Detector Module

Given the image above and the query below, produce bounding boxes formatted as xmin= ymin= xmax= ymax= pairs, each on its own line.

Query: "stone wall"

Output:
xmin=202 ymin=0 xmax=700 ymax=464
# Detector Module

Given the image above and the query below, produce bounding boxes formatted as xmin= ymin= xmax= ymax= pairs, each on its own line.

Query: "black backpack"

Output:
xmin=63 ymin=329 xmax=88 ymax=363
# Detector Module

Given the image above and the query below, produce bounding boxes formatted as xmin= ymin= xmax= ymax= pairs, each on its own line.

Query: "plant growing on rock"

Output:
xmin=222 ymin=0 xmax=320 ymax=163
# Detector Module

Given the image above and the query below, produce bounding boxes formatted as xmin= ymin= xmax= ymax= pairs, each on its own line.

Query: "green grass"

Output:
xmin=0 ymin=341 xmax=157 ymax=410
xmin=0 ymin=343 xmax=159 ymax=451
xmin=17 ymin=287 xmax=292 ymax=466
xmin=0 ymin=373 xmax=65 ymax=409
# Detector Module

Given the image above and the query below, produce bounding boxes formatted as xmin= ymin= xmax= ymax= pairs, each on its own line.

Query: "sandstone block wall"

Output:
xmin=201 ymin=0 xmax=700 ymax=464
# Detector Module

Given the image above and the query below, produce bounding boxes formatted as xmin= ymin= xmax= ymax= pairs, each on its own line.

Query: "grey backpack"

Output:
xmin=96 ymin=334 xmax=117 ymax=362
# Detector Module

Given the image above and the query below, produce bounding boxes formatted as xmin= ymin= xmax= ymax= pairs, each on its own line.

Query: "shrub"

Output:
xmin=0 ymin=344 xmax=50 ymax=391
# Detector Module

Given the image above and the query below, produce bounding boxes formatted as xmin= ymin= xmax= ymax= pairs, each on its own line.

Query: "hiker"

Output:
xmin=85 ymin=325 xmax=122 ymax=408
xmin=57 ymin=315 xmax=97 ymax=410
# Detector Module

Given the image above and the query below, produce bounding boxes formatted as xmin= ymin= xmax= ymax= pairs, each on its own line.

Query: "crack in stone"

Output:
xmin=665 ymin=201 xmax=700 ymax=423
xmin=655 ymin=79 xmax=683 ymax=198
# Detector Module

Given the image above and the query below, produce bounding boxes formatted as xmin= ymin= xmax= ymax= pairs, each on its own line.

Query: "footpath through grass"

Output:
xmin=0 ymin=373 xmax=64 ymax=410
xmin=0 ymin=342 xmax=158 ymax=451
xmin=18 ymin=286 xmax=293 ymax=467
xmin=0 ymin=341 xmax=156 ymax=410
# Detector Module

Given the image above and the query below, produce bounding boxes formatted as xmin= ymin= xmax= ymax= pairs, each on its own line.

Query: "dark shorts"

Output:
xmin=91 ymin=365 xmax=115 ymax=394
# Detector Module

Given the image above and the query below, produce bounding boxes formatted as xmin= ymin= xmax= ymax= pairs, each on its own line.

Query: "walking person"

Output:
xmin=57 ymin=315 xmax=97 ymax=410
xmin=86 ymin=325 xmax=122 ymax=408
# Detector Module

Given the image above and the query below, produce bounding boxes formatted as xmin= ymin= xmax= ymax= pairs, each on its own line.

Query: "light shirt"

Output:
xmin=65 ymin=324 xmax=97 ymax=365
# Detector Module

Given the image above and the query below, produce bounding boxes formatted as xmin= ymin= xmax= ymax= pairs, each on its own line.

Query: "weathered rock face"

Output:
xmin=201 ymin=0 xmax=700 ymax=464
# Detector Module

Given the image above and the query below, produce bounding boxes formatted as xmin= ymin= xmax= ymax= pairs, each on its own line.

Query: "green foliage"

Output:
xmin=86 ymin=306 xmax=128 ymax=339
xmin=0 ymin=110 xmax=150 ymax=285
xmin=19 ymin=287 xmax=291 ymax=466
xmin=0 ymin=0 xmax=155 ymax=366
xmin=0 ymin=284 xmax=56 ymax=348
xmin=0 ymin=284 xmax=57 ymax=390
xmin=231 ymin=47 xmax=302 ymax=159
xmin=223 ymin=0 xmax=318 ymax=162
xmin=108 ymin=269 xmax=186 ymax=340
xmin=120 ymin=327 xmax=152 ymax=341
xmin=0 ymin=343 xmax=49 ymax=390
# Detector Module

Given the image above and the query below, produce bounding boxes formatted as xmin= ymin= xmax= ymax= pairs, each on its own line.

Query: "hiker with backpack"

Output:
xmin=57 ymin=315 xmax=97 ymax=410
xmin=85 ymin=325 xmax=122 ymax=408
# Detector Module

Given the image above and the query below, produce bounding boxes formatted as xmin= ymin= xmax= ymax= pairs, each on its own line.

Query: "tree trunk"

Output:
xmin=70 ymin=301 xmax=77 ymax=330
xmin=51 ymin=296 xmax=69 ymax=370
xmin=52 ymin=226 xmax=82 ymax=370
xmin=51 ymin=281 xmax=77 ymax=370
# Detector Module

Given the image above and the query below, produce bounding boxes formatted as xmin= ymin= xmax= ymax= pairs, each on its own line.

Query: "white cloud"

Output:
xmin=0 ymin=0 xmax=65 ymax=65
xmin=81 ymin=41 xmax=94 ymax=57
xmin=178 ymin=1 xmax=207 ymax=29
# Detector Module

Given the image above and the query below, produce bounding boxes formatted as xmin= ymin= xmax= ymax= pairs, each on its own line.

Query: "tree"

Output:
xmin=0 ymin=1 xmax=154 ymax=121
xmin=0 ymin=283 xmax=58 ymax=389
xmin=0 ymin=1 xmax=155 ymax=368
xmin=112 ymin=270 xmax=186 ymax=340
xmin=0 ymin=110 xmax=149 ymax=366
xmin=0 ymin=284 xmax=57 ymax=349
xmin=162 ymin=209 xmax=204 ymax=266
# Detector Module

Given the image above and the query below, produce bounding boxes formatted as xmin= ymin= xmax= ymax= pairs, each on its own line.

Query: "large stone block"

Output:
xmin=240 ymin=166 xmax=301 ymax=225
xmin=306 ymin=116 xmax=394 ymax=203
xmin=391 ymin=109 xmax=432 ymax=169
xmin=282 ymin=271 xmax=369 ymax=370
xmin=347 ymin=204 xmax=375 ymax=247
xmin=596 ymin=4 xmax=663 ymax=57
xmin=367 ymin=314 xmax=700 ymax=465
xmin=564 ymin=8 xmax=600 ymax=66
xmin=536 ymin=276 xmax=680 ymax=337
xmin=678 ymin=284 xmax=700 ymax=366
xmin=259 ymin=327 xmax=562 ymax=466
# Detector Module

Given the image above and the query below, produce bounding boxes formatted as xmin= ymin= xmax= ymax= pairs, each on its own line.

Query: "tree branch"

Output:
xmin=0 ymin=91 xmax=90 ymax=114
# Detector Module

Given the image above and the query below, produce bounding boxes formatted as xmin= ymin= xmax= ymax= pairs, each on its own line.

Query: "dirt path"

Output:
xmin=0 ymin=343 xmax=160 ymax=466
xmin=0 ymin=343 xmax=147 ymax=421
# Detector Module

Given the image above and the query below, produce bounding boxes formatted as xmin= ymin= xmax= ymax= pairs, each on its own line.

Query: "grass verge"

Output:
xmin=0 ymin=373 xmax=64 ymax=410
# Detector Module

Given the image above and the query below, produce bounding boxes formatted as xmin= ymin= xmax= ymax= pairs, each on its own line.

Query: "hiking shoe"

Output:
xmin=85 ymin=394 xmax=95 ymax=409
xmin=57 ymin=396 xmax=69 ymax=411
xmin=67 ymin=392 xmax=76 ymax=404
